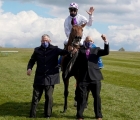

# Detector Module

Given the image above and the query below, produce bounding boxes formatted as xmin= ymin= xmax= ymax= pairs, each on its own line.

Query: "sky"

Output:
xmin=0 ymin=0 xmax=140 ymax=51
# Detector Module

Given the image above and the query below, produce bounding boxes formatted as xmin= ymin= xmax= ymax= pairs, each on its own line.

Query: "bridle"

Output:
xmin=72 ymin=36 xmax=82 ymax=48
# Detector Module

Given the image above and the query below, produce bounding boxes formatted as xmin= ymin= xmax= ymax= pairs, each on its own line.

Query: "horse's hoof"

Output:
xmin=85 ymin=103 xmax=88 ymax=108
xmin=74 ymin=101 xmax=77 ymax=107
xmin=60 ymin=110 xmax=67 ymax=113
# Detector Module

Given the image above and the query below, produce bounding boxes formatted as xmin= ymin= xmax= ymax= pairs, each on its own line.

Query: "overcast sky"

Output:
xmin=0 ymin=0 xmax=140 ymax=51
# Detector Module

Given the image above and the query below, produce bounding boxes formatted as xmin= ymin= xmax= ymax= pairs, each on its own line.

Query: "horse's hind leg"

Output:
xmin=85 ymin=88 xmax=90 ymax=108
xmin=73 ymin=82 xmax=90 ymax=108
xmin=73 ymin=75 xmax=79 ymax=107
xmin=74 ymin=83 xmax=78 ymax=107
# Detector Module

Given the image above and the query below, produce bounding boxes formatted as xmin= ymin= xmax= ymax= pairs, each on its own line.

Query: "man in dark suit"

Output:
xmin=75 ymin=34 xmax=109 ymax=120
xmin=27 ymin=34 xmax=72 ymax=118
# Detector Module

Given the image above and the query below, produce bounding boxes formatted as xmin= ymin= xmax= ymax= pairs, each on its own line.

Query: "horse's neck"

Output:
xmin=66 ymin=33 xmax=74 ymax=50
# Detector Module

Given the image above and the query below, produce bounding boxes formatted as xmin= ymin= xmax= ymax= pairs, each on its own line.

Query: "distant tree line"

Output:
xmin=118 ymin=47 xmax=125 ymax=51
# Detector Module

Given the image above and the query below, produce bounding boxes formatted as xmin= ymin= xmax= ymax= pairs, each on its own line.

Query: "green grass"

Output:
xmin=0 ymin=48 xmax=140 ymax=120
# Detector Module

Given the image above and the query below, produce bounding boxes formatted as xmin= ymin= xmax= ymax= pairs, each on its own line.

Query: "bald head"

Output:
xmin=85 ymin=36 xmax=94 ymax=43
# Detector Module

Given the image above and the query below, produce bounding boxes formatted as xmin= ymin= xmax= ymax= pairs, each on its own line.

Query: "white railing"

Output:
xmin=0 ymin=51 xmax=18 ymax=53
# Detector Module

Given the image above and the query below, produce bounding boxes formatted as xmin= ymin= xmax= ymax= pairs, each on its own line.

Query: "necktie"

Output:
xmin=86 ymin=49 xmax=90 ymax=59
xmin=71 ymin=17 xmax=77 ymax=25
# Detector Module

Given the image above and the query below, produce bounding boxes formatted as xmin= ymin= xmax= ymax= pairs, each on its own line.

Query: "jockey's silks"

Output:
xmin=71 ymin=17 xmax=77 ymax=25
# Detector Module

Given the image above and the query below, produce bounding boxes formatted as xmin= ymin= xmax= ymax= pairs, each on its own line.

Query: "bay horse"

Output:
xmin=61 ymin=23 xmax=86 ymax=113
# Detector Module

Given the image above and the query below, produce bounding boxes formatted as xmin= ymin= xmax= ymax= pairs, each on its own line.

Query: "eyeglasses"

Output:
xmin=69 ymin=8 xmax=77 ymax=12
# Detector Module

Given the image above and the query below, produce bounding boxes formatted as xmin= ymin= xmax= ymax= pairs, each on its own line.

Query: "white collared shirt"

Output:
xmin=104 ymin=41 xmax=109 ymax=44
xmin=64 ymin=14 xmax=94 ymax=39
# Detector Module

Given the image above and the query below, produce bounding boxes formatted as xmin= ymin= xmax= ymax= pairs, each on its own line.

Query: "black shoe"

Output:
xmin=29 ymin=116 xmax=36 ymax=118
xmin=45 ymin=115 xmax=50 ymax=119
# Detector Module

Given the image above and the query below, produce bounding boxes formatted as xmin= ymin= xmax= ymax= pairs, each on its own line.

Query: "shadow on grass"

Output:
xmin=0 ymin=102 xmax=78 ymax=119
xmin=0 ymin=102 xmax=33 ymax=117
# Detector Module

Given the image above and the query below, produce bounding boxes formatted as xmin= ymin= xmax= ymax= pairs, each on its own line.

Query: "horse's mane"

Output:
xmin=66 ymin=27 xmax=76 ymax=49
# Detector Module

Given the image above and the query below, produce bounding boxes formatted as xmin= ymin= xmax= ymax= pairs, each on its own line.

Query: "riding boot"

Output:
xmin=61 ymin=56 xmax=65 ymax=71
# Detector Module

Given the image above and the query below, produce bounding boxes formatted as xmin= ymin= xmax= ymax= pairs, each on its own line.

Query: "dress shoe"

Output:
xmin=29 ymin=116 xmax=36 ymax=118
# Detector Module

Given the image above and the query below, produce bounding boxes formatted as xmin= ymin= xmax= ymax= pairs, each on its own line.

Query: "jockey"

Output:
xmin=64 ymin=2 xmax=95 ymax=46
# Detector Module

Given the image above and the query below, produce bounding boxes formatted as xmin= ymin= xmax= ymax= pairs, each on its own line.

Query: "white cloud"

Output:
xmin=0 ymin=8 xmax=66 ymax=47
xmin=0 ymin=0 xmax=140 ymax=51
xmin=20 ymin=0 xmax=140 ymax=26
xmin=0 ymin=0 xmax=3 ymax=13
xmin=107 ymin=24 xmax=140 ymax=50
xmin=136 ymin=45 xmax=140 ymax=51
xmin=0 ymin=8 xmax=102 ymax=48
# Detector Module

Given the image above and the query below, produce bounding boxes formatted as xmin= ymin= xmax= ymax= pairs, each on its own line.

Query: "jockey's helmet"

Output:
xmin=69 ymin=2 xmax=78 ymax=10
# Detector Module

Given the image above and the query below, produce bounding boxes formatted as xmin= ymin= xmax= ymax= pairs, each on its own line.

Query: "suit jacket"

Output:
xmin=27 ymin=44 xmax=69 ymax=85
xmin=76 ymin=43 xmax=109 ymax=82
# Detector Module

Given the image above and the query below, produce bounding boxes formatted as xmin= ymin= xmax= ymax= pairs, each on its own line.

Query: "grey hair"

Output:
xmin=42 ymin=34 xmax=50 ymax=39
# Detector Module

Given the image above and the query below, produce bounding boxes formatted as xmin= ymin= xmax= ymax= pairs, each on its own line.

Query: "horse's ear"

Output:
xmin=81 ymin=23 xmax=86 ymax=28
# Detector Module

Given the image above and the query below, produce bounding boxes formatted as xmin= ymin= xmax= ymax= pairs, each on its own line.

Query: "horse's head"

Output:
xmin=66 ymin=23 xmax=86 ymax=49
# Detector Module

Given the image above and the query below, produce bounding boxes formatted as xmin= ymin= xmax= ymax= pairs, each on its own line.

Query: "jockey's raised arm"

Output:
xmin=64 ymin=2 xmax=94 ymax=46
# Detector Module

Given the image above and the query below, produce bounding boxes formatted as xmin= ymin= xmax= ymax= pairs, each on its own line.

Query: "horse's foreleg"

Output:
xmin=62 ymin=76 xmax=69 ymax=113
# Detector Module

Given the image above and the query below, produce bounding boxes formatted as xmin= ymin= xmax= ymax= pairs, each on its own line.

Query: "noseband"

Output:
xmin=72 ymin=36 xmax=82 ymax=47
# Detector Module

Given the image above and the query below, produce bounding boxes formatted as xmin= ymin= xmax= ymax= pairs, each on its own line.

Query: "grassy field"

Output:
xmin=0 ymin=48 xmax=140 ymax=120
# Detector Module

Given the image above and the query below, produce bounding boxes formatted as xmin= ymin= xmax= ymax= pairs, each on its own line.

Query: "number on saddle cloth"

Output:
xmin=92 ymin=44 xmax=104 ymax=69
xmin=58 ymin=56 xmax=62 ymax=65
